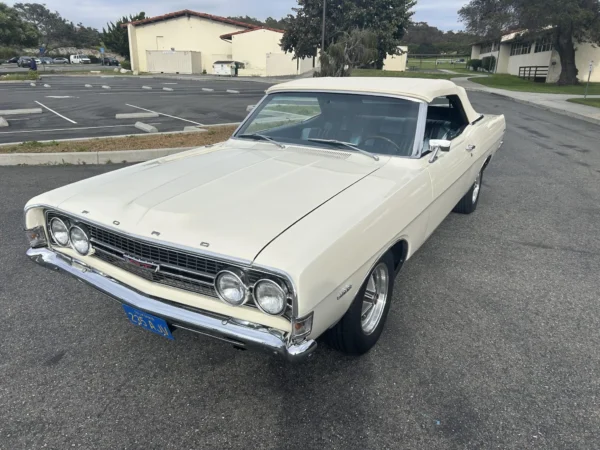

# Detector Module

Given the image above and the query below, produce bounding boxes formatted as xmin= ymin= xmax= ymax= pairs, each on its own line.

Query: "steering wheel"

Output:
xmin=362 ymin=136 xmax=402 ymax=154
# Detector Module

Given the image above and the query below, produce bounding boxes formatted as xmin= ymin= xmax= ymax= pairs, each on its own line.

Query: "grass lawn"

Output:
xmin=351 ymin=69 xmax=458 ymax=79
xmin=566 ymin=98 xmax=600 ymax=109
xmin=0 ymin=72 xmax=40 ymax=81
xmin=470 ymin=74 xmax=600 ymax=95
xmin=0 ymin=125 xmax=237 ymax=154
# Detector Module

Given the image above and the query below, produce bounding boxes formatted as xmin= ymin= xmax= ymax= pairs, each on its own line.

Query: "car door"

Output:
xmin=424 ymin=96 xmax=478 ymax=236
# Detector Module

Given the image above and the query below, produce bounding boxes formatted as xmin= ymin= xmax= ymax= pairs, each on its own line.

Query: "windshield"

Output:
xmin=235 ymin=92 xmax=422 ymax=157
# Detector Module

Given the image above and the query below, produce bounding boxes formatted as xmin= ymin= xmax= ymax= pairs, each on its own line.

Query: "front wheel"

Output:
xmin=325 ymin=252 xmax=395 ymax=355
xmin=453 ymin=169 xmax=482 ymax=214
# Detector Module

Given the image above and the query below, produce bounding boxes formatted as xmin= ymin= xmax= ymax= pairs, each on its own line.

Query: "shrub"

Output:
xmin=120 ymin=60 xmax=131 ymax=70
xmin=0 ymin=47 xmax=19 ymax=60
xmin=468 ymin=59 xmax=483 ymax=71
xmin=481 ymin=55 xmax=496 ymax=72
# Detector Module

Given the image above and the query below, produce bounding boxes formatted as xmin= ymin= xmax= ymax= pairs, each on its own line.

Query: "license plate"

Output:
xmin=122 ymin=304 xmax=174 ymax=340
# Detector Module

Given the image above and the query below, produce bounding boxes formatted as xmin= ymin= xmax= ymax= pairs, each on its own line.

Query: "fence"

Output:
xmin=406 ymin=54 xmax=470 ymax=71
xmin=518 ymin=66 xmax=549 ymax=81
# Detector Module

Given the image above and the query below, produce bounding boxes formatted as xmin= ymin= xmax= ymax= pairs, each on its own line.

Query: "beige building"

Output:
xmin=220 ymin=27 xmax=314 ymax=77
xmin=471 ymin=30 xmax=599 ymax=83
xmin=382 ymin=46 xmax=408 ymax=72
xmin=126 ymin=10 xmax=256 ymax=74
xmin=126 ymin=10 xmax=315 ymax=77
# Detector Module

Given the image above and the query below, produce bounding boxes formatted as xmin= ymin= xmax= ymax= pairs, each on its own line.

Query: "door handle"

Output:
xmin=466 ymin=144 xmax=476 ymax=152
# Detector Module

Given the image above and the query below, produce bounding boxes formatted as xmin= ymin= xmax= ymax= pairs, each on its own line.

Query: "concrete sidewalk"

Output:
xmin=452 ymin=76 xmax=600 ymax=125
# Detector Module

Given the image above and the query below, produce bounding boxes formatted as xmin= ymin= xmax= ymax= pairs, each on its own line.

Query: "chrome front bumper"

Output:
xmin=27 ymin=248 xmax=316 ymax=362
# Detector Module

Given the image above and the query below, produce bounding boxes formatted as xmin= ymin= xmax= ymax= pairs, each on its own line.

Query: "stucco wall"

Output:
xmin=547 ymin=43 xmax=600 ymax=83
xmin=130 ymin=16 xmax=246 ymax=73
xmin=506 ymin=45 xmax=552 ymax=76
xmin=471 ymin=45 xmax=481 ymax=60
xmin=232 ymin=29 xmax=285 ymax=76
xmin=383 ymin=47 xmax=408 ymax=72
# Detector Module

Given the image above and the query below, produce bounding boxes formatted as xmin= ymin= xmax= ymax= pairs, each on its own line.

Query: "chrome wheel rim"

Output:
xmin=361 ymin=263 xmax=389 ymax=335
xmin=472 ymin=173 xmax=481 ymax=204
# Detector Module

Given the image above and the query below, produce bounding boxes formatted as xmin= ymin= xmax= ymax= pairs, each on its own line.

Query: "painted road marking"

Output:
xmin=46 ymin=96 xmax=76 ymax=99
xmin=202 ymin=88 xmax=214 ymax=92
xmin=34 ymin=101 xmax=77 ymax=124
xmin=226 ymin=90 xmax=240 ymax=94
xmin=125 ymin=104 xmax=203 ymax=126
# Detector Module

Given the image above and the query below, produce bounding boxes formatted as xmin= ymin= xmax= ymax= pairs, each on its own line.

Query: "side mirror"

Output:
xmin=246 ymin=105 xmax=256 ymax=112
xmin=428 ymin=139 xmax=452 ymax=163
xmin=429 ymin=139 xmax=451 ymax=152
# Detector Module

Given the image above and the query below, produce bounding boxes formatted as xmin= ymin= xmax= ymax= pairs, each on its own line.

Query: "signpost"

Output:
xmin=584 ymin=61 xmax=594 ymax=99
xmin=100 ymin=47 xmax=105 ymax=66
xmin=39 ymin=47 xmax=45 ymax=72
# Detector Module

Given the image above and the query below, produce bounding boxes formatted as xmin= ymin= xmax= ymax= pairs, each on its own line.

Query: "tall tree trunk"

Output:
xmin=555 ymin=25 xmax=579 ymax=85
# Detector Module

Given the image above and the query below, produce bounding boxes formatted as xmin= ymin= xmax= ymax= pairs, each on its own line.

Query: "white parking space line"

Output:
xmin=125 ymin=104 xmax=203 ymax=126
xmin=34 ymin=101 xmax=77 ymax=124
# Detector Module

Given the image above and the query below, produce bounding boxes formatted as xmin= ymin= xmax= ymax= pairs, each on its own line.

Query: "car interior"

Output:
xmin=239 ymin=93 xmax=470 ymax=158
xmin=422 ymin=95 xmax=470 ymax=154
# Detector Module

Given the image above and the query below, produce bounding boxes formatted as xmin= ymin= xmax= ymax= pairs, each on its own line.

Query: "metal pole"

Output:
xmin=321 ymin=0 xmax=326 ymax=54
xmin=584 ymin=61 xmax=593 ymax=99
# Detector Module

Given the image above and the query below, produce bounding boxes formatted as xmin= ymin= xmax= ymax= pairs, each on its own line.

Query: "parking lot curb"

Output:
xmin=0 ymin=147 xmax=193 ymax=166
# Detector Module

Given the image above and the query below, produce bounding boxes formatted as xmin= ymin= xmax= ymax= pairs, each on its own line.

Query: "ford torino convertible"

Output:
xmin=25 ymin=78 xmax=505 ymax=361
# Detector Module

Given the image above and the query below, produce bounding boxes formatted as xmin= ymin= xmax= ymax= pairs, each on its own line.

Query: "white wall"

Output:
xmin=383 ymin=47 xmax=408 ymax=72
xmin=129 ymin=16 xmax=247 ymax=73
xmin=547 ymin=42 xmax=600 ymax=83
xmin=506 ymin=45 xmax=552 ymax=76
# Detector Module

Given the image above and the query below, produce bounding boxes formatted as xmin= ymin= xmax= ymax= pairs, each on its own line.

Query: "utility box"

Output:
xmin=146 ymin=50 xmax=203 ymax=74
xmin=213 ymin=60 xmax=243 ymax=76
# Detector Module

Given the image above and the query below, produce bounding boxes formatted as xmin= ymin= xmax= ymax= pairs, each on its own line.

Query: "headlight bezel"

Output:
xmin=69 ymin=224 xmax=91 ymax=256
xmin=215 ymin=268 xmax=250 ymax=307
xmin=253 ymin=278 xmax=288 ymax=316
xmin=49 ymin=217 xmax=70 ymax=246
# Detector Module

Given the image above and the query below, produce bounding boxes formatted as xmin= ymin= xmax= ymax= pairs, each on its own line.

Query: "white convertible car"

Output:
xmin=25 ymin=78 xmax=505 ymax=361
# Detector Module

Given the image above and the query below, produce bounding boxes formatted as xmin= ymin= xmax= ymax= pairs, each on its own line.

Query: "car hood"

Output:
xmin=40 ymin=142 xmax=385 ymax=262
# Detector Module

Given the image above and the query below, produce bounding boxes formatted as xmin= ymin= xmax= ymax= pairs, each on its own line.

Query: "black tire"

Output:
xmin=453 ymin=169 xmax=483 ymax=214
xmin=325 ymin=252 xmax=395 ymax=355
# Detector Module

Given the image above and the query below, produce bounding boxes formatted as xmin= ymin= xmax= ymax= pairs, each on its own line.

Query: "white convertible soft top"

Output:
xmin=267 ymin=77 xmax=481 ymax=124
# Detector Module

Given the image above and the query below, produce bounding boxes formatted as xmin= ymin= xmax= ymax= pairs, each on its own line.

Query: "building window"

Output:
xmin=534 ymin=37 xmax=553 ymax=53
xmin=510 ymin=42 xmax=531 ymax=56
xmin=480 ymin=42 xmax=498 ymax=54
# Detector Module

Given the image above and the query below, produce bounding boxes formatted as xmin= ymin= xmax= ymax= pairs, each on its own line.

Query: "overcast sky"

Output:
xmin=6 ymin=0 xmax=468 ymax=31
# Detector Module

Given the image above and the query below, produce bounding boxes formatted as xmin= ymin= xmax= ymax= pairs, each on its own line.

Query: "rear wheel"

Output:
xmin=325 ymin=252 xmax=395 ymax=355
xmin=453 ymin=169 xmax=482 ymax=214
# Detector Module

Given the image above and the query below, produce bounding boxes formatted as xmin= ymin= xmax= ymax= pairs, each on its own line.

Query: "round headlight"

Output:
xmin=49 ymin=217 xmax=70 ymax=246
xmin=254 ymin=279 xmax=287 ymax=316
xmin=69 ymin=225 xmax=90 ymax=255
xmin=215 ymin=270 xmax=248 ymax=306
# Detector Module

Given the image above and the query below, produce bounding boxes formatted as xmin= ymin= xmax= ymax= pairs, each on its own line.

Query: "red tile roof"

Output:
xmin=123 ymin=10 xmax=258 ymax=29
xmin=220 ymin=27 xmax=285 ymax=41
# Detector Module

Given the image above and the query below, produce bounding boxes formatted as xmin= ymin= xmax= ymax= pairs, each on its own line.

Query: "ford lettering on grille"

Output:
xmin=123 ymin=254 xmax=160 ymax=272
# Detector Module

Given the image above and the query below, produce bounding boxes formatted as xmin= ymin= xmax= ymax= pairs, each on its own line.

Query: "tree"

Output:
xmin=319 ymin=29 xmax=378 ymax=76
xmin=102 ymin=12 xmax=145 ymax=59
xmin=459 ymin=0 xmax=600 ymax=85
xmin=227 ymin=15 xmax=287 ymax=29
xmin=13 ymin=2 xmax=73 ymax=51
xmin=281 ymin=0 xmax=415 ymax=68
xmin=0 ymin=2 xmax=39 ymax=47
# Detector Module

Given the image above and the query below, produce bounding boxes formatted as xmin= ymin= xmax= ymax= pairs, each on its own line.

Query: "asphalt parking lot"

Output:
xmin=1 ymin=92 xmax=600 ymax=449
xmin=0 ymin=76 xmax=268 ymax=144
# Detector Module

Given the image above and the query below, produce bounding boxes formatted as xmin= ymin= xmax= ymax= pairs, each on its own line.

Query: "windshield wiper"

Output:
xmin=307 ymin=138 xmax=379 ymax=161
xmin=238 ymin=133 xmax=285 ymax=149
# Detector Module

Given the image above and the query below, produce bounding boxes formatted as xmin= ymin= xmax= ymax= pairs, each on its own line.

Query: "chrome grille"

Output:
xmin=45 ymin=211 xmax=293 ymax=316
